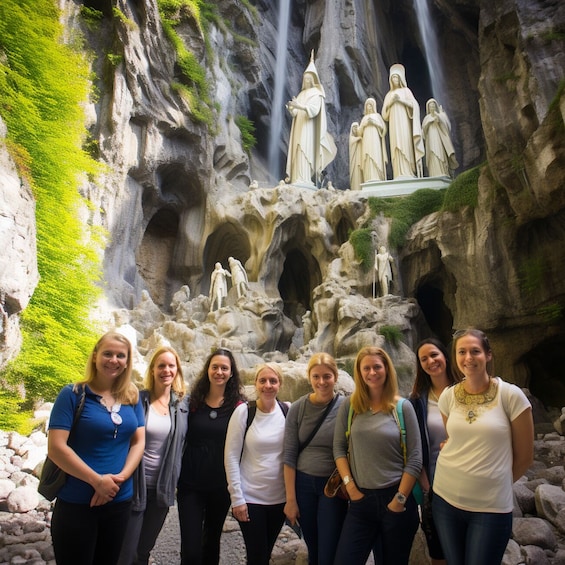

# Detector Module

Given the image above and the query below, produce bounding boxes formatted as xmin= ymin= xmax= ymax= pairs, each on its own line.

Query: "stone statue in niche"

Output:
xmin=422 ymin=98 xmax=459 ymax=177
xmin=374 ymin=246 xmax=394 ymax=298
xmin=358 ymin=97 xmax=388 ymax=182
xmin=209 ymin=262 xmax=231 ymax=311
xmin=382 ymin=64 xmax=425 ymax=179
xmin=285 ymin=51 xmax=336 ymax=187
xmin=348 ymin=122 xmax=362 ymax=191
xmin=228 ymin=257 xmax=249 ymax=299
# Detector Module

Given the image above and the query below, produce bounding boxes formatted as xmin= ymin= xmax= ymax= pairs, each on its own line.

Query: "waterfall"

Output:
xmin=413 ymin=0 xmax=445 ymax=103
xmin=268 ymin=0 xmax=291 ymax=183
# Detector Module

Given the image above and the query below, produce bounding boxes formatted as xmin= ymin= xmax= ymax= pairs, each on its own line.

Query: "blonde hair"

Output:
xmin=350 ymin=346 xmax=398 ymax=414
xmin=254 ymin=362 xmax=284 ymax=386
xmin=307 ymin=352 xmax=338 ymax=381
xmin=144 ymin=346 xmax=186 ymax=399
xmin=77 ymin=331 xmax=139 ymax=405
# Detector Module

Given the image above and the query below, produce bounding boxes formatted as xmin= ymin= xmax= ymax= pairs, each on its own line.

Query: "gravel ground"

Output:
xmin=150 ymin=504 xmax=428 ymax=564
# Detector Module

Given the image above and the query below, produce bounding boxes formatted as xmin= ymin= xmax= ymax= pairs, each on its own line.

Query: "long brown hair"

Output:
xmin=77 ymin=331 xmax=139 ymax=404
xmin=350 ymin=346 xmax=398 ymax=414
xmin=411 ymin=338 xmax=457 ymax=398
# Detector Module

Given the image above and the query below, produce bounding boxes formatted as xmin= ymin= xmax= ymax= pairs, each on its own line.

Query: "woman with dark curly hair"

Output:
xmin=177 ymin=348 xmax=246 ymax=565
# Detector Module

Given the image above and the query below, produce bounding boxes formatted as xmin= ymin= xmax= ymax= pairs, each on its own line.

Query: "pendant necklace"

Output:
xmin=454 ymin=378 xmax=497 ymax=424
xmin=101 ymin=398 xmax=122 ymax=438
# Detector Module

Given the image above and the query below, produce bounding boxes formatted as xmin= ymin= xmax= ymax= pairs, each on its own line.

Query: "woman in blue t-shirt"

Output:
xmin=47 ymin=331 xmax=145 ymax=565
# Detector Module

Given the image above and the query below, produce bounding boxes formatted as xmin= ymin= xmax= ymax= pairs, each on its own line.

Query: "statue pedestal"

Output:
xmin=360 ymin=175 xmax=451 ymax=197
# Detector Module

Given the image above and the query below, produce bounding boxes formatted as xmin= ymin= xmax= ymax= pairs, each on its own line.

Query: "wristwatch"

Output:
xmin=343 ymin=475 xmax=352 ymax=486
xmin=395 ymin=491 xmax=407 ymax=505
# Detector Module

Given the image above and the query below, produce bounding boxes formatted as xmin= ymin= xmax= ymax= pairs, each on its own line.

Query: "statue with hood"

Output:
xmin=422 ymin=98 xmax=459 ymax=177
xmin=285 ymin=51 xmax=337 ymax=187
xmin=382 ymin=64 xmax=425 ymax=179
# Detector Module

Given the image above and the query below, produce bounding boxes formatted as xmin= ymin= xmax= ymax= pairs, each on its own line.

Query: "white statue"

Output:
xmin=228 ymin=257 xmax=249 ymax=299
xmin=422 ymin=98 xmax=459 ymax=177
xmin=348 ymin=122 xmax=362 ymax=191
xmin=358 ymin=97 xmax=388 ymax=182
xmin=381 ymin=64 xmax=425 ymax=179
xmin=285 ymin=51 xmax=337 ymax=187
xmin=374 ymin=246 xmax=394 ymax=298
xmin=209 ymin=262 xmax=231 ymax=311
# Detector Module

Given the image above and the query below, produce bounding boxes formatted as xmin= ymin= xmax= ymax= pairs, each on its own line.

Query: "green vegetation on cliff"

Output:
xmin=0 ymin=0 xmax=102 ymax=431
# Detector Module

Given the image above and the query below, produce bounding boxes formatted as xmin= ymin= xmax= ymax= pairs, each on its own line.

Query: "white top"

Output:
xmin=434 ymin=378 xmax=530 ymax=513
xmin=143 ymin=405 xmax=171 ymax=488
xmin=224 ymin=402 xmax=287 ymax=507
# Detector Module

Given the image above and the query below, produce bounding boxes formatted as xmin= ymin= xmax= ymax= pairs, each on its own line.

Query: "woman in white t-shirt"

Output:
xmin=224 ymin=363 xmax=289 ymax=565
xmin=432 ymin=329 xmax=534 ymax=565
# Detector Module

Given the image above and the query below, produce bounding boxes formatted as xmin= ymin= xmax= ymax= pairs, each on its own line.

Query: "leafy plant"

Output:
xmin=368 ymin=189 xmax=445 ymax=249
xmin=235 ymin=115 xmax=256 ymax=152
xmin=349 ymin=228 xmax=374 ymax=269
xmin=380 ymin=325 xmax=403 ymax=347
xmin=441 ymin=165 xmax=482 ymax=212
xmin=0 ymin=0 xmax=102 ymax=429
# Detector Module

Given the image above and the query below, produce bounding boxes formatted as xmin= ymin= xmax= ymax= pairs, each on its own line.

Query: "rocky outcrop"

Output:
xmin=0 ymin=117 xmax=38 ymax=370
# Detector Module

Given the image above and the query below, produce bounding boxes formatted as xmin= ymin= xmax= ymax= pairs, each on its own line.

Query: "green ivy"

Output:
xmin=235 ymin=115 xmax=256 ymax=152
xmin=380 ymin=325 xmax=403 ymax=347
xmin=442 ymin=165 xmax=482 ymax=212
xmin=368 ymin=189 xmax=445 ymax=249
xmin=0 ymin=0 xmax=102 ymax=429
xmin=349 ymin=228 xmax=374 ymax=269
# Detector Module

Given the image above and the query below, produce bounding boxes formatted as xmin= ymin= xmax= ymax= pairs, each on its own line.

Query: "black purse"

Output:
xmin=38 ymin=386 xmax=86 ymax=501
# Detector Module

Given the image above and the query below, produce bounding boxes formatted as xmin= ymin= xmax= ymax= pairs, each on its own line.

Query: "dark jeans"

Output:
xmin=117 ymin=489 xmax=170 ymax=565
xmin=432 ymin=493 xmax=512 ymax=565
xmin=51 ymin=498 xmax=131 ymax=565
xmin=295 ymin=470 xmax=347 ymax=565
xmin=177 ymin=487 xmax=231 ymax=565
xmin=334 ymin=485 xmax=419 ymax=565
xmin=238 ymin=503 xmax=285 ymax=565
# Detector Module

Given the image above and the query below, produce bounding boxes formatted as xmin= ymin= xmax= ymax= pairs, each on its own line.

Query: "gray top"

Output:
xmin=283 ymin=393 xmax=344 ymax=477
xmin=333 ymin=397 xmax=422 ymax=489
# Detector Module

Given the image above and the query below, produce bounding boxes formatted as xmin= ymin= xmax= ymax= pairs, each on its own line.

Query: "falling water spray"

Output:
xmin=268 ymin=0 xmax=291 ymax=184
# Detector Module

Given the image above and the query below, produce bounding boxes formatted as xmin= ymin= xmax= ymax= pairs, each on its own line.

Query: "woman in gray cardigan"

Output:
xmin=118 ymin=346 xmax=189 ymax=565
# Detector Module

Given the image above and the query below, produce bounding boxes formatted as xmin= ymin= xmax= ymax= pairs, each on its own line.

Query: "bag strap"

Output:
xmin=70 ymin=385 xmax=86 ymax=433
xmin=298 ymin=394 xmax=339 ymax=455
xmin=392 ymin=398 xmax=407 ymax=463
xmin=242 ymin=399 xmax=289 ymax=459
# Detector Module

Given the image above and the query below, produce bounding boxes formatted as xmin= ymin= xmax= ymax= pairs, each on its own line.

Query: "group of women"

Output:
xmin=47 ymin=327 xmax=533 ymax=565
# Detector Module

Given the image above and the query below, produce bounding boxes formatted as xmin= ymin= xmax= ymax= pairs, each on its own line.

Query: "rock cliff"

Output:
xmin=0 ymin=0 xmax=564 ymax=406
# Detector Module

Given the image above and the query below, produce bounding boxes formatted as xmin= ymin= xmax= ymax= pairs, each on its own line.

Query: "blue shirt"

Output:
xmin=49 ymin=384 xmax=145 ymax=504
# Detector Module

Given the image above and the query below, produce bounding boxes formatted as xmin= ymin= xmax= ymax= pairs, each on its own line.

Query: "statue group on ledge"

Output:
xmin=283 ymin=56 xmax=458 ymax=190
xmin=209 ymin=257 xmax=249 ymax=311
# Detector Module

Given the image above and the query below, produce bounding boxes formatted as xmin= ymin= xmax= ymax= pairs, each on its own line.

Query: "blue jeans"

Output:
xmin=432 ymin=493 xmax=512 ymax=565
xmin=334 ymin=485 xmax=419 ymax=565
xmin=295 ymin=470 xmax=347 ymax=565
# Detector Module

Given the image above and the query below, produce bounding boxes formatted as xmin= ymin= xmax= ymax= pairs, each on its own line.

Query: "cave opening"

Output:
xmin=278 ymin=248 xmax=319 ymax=326
xmin=521 ymin=335 xmax=565 ymax=409
xmin=415 ymin=282 xmax=454 ymax=347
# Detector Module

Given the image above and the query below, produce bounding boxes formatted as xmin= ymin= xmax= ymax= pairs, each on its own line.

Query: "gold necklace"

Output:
xmin=454 ymin=378 xmax=497 ymax=423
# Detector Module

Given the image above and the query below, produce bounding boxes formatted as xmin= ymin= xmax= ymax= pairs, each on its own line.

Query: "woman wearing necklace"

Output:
xmin=225 ymin=363 xmax=289 ymax=565
xmin=47 ymin=331 xmax=145 ymax=565
xmin=118 ymin=346 xmax=188 ymax=565
xmin=283 ymin=353 xmax=346 ymax=565
xmin=432 ymin=329 xmax=534 ymax=565
xmin=177 ymin=348 xmax=246 ymax=565
xmin=333 ymin=346 xmax=422 ymax=565
xmin=410 ymin=338 xmax=457 ymax=565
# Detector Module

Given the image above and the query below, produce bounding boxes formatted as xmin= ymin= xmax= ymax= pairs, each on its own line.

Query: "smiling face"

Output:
xmin=207 ymin=354 xmax=232 ymax=390
xmin=418 ymin=343 xmax=447 ymax=380
xmin=255 ymin=367 xmax=281 ymax=401
xmin=309 ymin=363 xmax=337 ymax=403
xmin=94 ymin=337 xmax=129 ymax=383
xmin=153 ymin=351 xmax=177 ymax=390
xmin=455 ymin=335 xmax=492 ymax=379
xmin=359 ymin=353 xmax=387 ymax=393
